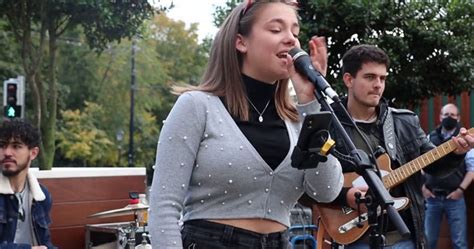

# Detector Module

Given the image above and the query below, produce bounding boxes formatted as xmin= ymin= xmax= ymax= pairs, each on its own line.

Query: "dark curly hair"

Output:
xmin=0 ymin=118 xmax=40 ymax=148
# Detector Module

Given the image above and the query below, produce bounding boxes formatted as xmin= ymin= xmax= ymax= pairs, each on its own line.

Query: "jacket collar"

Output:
xmin=332 ymin=96 xmax=389 ymax=125
xmin=0 ymin=172 xmax=46 ymax=201
xmin=434 ymin=123 xmax=461 ymax=138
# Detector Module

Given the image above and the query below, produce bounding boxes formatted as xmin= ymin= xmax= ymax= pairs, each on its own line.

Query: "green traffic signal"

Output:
xmin=6 ymin=106 xmax=16 ymax=117
xmin=4 ymin=105 xmax=21 ymax=118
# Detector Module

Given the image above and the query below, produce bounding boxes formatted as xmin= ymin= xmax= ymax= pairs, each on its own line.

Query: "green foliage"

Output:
xmin=131 ymin=112 xmax=160 ymax=168
xmin=57 ymin=102 xmax=116 ymax=166
xmin=47 ymin=0 xmax=158 ymax=51
xmin=144 ymin=14 xmax=208 ymax=123
xmin=148 ymin=15 xmax=207 ymax=84
xmin=213 ymin=0 xmax=241 ymax=28
xmin=0 ymin=0 xmax=160 ymax=169
xmin=298 ymin=0 xmax=473 ymax=105
xmin=57 ymin=101 xmax=160 ymax=168
xmin=53 ymin=13 xmax=208 ymax=168
xmin=57 ymin=28 xmax=101 ymax=110
xmin=1 ymin=1 xmax=209 ymax=168
xmin=0 ymin=19 xmax=22 ymax=79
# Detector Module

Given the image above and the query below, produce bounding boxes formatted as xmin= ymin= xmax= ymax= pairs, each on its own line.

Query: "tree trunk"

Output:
xmin=11 ymin=0 xmax=48 ymax=168
xmin=38 ymin=23 xmax=59 ymax=170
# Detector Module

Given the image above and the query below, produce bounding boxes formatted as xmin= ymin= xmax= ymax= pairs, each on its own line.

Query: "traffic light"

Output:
xmin=3 ymin=77 xmax=24 ymax=119
xmin=4 ymin=83 xmax=20 ymax=118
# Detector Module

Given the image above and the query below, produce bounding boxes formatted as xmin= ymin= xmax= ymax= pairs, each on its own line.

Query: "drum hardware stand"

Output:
xmin=129 ymin=214 xmax=139 ymax=248
xmin=119 ymin=213 xmax=141 ymax=248
xmin=124 ymin=212 xmax=152 ymax=249
xmin=135 ymin=232 xmax=152 ymax=249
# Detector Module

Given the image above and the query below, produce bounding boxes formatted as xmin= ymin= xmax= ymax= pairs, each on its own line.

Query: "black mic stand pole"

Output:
xmin=312 ymin=90 xmax=410 ymax=249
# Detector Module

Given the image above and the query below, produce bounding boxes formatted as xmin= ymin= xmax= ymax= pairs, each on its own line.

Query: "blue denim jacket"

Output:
xmin=0 ymin=176 xmax=56 ymax=249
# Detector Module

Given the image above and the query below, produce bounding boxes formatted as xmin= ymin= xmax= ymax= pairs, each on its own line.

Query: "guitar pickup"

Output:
xmin=341 ymin=206 xmax=353 ymax=215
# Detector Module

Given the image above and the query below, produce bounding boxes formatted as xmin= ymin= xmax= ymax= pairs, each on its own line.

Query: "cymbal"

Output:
xmin=89 ymin=203 xmax=149 ymax=218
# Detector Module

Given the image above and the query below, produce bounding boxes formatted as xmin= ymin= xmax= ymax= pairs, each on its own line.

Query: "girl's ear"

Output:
xmin=235 ymin=34 xmax=248 ymax=53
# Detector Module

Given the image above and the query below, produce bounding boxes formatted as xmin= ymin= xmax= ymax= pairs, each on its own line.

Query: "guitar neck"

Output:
xmin=382 ymin=138 xmax=456 ymax=189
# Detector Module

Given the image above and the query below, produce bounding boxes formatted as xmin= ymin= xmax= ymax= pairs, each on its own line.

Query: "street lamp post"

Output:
xmin=116 ymin=129 xmax=124 ymax=166
xmin=128 ymin=39 xmax=137 ymax=168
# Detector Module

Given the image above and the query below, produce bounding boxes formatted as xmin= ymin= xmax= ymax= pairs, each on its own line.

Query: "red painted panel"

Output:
xmin=419 ymin=99 xmax=429 ymax=132
xmin=461 ymin=92 xmax=470 ymax=128
xmin=433 ymin=95 xmax=442 ymax=127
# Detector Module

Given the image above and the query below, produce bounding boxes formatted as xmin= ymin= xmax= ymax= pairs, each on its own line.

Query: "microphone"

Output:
xmin=289 ymin=47 xmax=339 ymax=101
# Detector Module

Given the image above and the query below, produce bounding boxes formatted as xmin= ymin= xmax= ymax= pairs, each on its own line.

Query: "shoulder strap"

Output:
xmin=383 ymin=108 xmax=397 ymax=161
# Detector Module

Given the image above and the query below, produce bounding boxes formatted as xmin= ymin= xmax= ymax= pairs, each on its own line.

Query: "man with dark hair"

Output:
xmin=423 ymin=103 xmax=472 ymax=249
xmin=0 ymin=119 xmax=56 ymax=248
xmin=323 ymin=44 xmax=474 ymax=248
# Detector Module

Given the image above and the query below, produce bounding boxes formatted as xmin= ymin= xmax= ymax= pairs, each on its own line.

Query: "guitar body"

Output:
xmin=315 ymin=153 xmax=409 ymax=245
xmin=314 ymin=128 xmax=472 ymax=245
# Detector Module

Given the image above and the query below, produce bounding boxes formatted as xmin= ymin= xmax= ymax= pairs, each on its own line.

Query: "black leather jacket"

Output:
xmin=327 ymin=97 xmax=463 ymax=249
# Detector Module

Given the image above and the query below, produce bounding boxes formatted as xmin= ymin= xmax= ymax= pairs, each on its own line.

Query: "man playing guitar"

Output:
xmin=313 ymin=44 xmax=474 ymax=249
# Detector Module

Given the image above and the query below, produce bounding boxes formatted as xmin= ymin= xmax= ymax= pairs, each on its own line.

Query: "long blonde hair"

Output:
xmin=173 ymin=0 xmax=299 ymax=122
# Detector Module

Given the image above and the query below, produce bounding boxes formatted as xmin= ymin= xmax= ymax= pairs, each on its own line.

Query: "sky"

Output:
xmin=159 ymin=0 xmax=228 ymax=41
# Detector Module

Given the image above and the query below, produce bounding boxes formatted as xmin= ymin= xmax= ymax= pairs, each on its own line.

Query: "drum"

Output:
xmin=85 ymin=222 xmax=148 ymax=249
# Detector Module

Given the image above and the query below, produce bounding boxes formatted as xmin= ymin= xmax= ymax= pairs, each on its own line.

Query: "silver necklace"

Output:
xmin=246 ymin=96 xmax=271 ymax=122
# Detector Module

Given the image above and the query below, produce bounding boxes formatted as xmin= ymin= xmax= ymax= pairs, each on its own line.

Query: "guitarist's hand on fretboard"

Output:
xmin=452 ymin=127 xmax=474 ymax=154
xmin=316 ymin=129 xmax=474 ymax=245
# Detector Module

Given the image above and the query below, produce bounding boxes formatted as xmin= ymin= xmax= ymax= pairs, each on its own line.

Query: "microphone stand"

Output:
xmin=311 ymin=90 xmax=410 ymax=249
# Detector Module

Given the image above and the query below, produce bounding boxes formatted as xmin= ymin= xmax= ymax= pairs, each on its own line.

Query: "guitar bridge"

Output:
xmin=338 ymin=213 xmax=368 ymax=233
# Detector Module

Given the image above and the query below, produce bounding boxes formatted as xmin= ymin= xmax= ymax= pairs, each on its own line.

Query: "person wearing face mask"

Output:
xmin=423 ymin=103 xmax=471 ymax=249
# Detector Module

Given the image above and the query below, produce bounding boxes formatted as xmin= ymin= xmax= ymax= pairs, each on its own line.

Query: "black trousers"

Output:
xmin=181 ymin=219 xmax=290 ymax=249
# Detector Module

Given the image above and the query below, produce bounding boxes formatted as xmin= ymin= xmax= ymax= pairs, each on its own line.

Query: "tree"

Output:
xmin=56 ymin=28 xmax=101 ymax=111
xmin=147 ymin=14 xmax=209 ymax=120
xmin=213 ymin=0 xmax=240 ymax=28
xmin=54 ymin=13 xmax=209 ymax=168
xmin=0 ymin=0 xmax=159 ymax=169
xmin=56 ymin=102 xmax=115 ymax=167
xmin=298 ymin=0 xmax=473 ymax=105
xmin=0 ymin=19 xmax=22 ymax=80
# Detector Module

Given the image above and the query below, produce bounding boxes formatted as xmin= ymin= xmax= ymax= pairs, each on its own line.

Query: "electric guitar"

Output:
xmin=315 ymin=127 xmax=474 ymax=245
